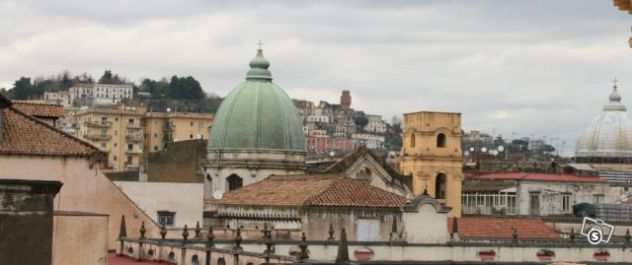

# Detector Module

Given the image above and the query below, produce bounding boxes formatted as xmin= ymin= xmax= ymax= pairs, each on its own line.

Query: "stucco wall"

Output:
xmin=403 ymin=204 xmax=449 ymax=243
xmin=52 ymin=213 xmax=109 ymax=265
xmin=302 ymin=208 xmax=400 ymax=241
xmin=0 ymin=155 xmax=160 ymax=250
xmin=114 ymin=181 xmax=203 ymax=227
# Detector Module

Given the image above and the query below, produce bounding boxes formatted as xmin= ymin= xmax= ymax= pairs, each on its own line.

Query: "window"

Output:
xmin=157 ymin=211 xmax=175 ymax=226
xmin=436 ymin=133 xmax=446 ymax=148
xmin=227 ymin=174 xmax=243 ymax=191
xmin=101 ymin=143 xmax=106 ymax=148
xmin=529 ymin=192 xmax=540 ymax=215
xmin=190 ymin=134 xmax=194 ymax=139
xmin=356 ymin=219 xmax=380 ymax=241
xmin=154 ymin=133 xmax=158 ymax=138
xmin=154 ymin=146 xmax=158 ymax=151
xmin=593 ymin=194 xmax=605 ymax=204
xmin=113 ymin=155 xmax=117 ymax=161
xmin=562 ymin=193 xmax=572 ymax=212
xmin=410 ymin=133 xmax=416 ymax=148
xmin=190 ymin=121 xmax=194 ymax=127
xmin=128 ymin=144 xmax=133 ymax=151
xmin=126 ymin=156 xmax=133 ymax=164
xmin=217 ymin=258 xmax=226 ymax=265
xmin=128 ymin=118 xmax=134 ymax=125
xmin=435 ymin=173 xmax=447 ymax=199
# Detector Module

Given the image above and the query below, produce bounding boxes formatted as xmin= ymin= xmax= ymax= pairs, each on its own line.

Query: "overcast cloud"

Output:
xmin=1 ymin=0 xmax=630 ymax=154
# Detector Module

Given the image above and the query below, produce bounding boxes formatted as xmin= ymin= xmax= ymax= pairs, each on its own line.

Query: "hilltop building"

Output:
xmin=399 ymin=111 xmax=463 ymax=217
xmin=69 ymin=83 xmax=134 ymax=106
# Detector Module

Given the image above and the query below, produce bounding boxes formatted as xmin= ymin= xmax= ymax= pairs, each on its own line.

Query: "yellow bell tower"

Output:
xmin=399 ymin=111 xmax=463 ymax=217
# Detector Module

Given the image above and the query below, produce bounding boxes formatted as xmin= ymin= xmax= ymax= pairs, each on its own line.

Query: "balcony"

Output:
xmin=83 ymin=134 xmax=112 ymax=142
xmin=126 ymin=134 xmax=143 ymax=143
xmin=126 ymin=149 xmax=143 ymax=155
xmin=127 ymin=124 xmax=142 ymax=130
xmin=85 ymin=120 xmax=112 ymax=128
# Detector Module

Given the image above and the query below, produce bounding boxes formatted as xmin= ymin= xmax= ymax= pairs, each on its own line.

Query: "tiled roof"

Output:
xmin=11 ymin=100 xmax=65 ymax=118
xmin=217 ymin=174 xmax=407 ymax=208
xmin=0 ymin=99 xmax=101 ymax=157
xmin=448 ymin=216 xmax=560 ymax=240
xmin=321 ymin=146 xmax=412 ymax=190
xmin=469 ymin=172 xmax=604 ymax=183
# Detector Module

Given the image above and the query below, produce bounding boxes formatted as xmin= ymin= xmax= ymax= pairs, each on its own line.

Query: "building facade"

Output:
xmin=399 ymin=111 xmax=463 ymax=217
xmin=69 ymin=83 xmax=134 ymax=106
xmin=75 ymin=106 xmax=146 ymax=170
xmin=462 ymin=172 xmax=620 ymax=216
xmin=144 ymin=112 xmax=213 ymax=153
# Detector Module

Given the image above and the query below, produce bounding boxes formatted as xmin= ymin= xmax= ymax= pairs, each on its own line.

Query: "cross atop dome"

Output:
xmin=257 ymin=40 xmax=263 ymax=50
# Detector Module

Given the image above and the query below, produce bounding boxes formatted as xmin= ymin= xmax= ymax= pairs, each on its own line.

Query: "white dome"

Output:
xmin=576 ymin=84 xmax=632 ymax=159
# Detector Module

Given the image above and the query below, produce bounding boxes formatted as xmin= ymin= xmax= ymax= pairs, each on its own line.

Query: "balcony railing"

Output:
xmin=83 ymin=134 xmax=112 ymax=141
xmin=85 ymin=120 xmax=112 ymax=128
xmin=126 ymin=134 xmax=143 ymax=143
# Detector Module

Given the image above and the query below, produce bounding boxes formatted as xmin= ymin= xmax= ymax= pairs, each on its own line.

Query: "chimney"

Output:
xmin=0 ymin=94 xmax=12 ymax=142
xmin=340 ymin=90 xmax=351 ymax=110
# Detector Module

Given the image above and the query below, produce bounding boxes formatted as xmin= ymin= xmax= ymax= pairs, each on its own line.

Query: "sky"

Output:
xmin=0 ymin=0 xmax=630 ymax=154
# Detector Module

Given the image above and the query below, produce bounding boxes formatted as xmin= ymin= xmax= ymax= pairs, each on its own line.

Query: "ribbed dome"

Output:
xmin=576 ymin=84 xmax=632 ymax=159
xmin=208 ymin=48 xmax=305 ymax=152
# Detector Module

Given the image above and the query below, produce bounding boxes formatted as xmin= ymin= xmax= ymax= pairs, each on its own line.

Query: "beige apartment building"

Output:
xmin=76 ymin=105 xmax=213 ymax=170
xmin=75 ymin=106 xmax=146 ymax=171
xmin=144 ymin=112 xmax=213 ymax=153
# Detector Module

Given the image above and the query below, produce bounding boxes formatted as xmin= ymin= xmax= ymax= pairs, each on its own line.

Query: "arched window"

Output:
xmin=436 ymin=133 xmax=446 ymax=148
xmin=227 ymin=174 xmax=243 ymax=191
xmin=218 ymin=257 xmax=226 ymax=265
xmin=410 ymin=133 xmax=416 ymax=148
xmin=191 ymin=255 xmax=199 ymax=265
xmin=168 ymin=252 xmax=175 ymax=261
xmin=435 ymin=173 xmax=447 ymax=199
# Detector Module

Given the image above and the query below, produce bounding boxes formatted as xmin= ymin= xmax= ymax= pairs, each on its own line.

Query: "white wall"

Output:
xmin=114 ymin=181 xmax=204 ymax=228
xmin=403 ymin=204 xmax=450 ymax=243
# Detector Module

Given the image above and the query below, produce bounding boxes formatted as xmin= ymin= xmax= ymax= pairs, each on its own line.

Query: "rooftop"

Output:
xmin=468 ymin=172 xmax=605 ymax=183
xmin=11 ymin=100 xmax=65 ymax=118
xmin=217 ymin=174 xmax=407 ymax=208
xmin=448 ymin=216 xmax=560 ymax=240
xmin=0 ymin=95 xmax=101 ymax=157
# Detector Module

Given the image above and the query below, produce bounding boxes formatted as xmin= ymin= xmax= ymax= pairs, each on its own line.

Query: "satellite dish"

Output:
xmin=497 ymin=145 xmax=505 ymax=152
xmin=213 ymin=191 xmax=223 ymax=200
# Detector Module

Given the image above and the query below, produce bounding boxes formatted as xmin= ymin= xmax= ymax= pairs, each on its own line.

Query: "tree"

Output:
xmin=98 ymin=70 xmax=125 ymax=84
xmin=353 ymin=111 xmax=368 ymax=130
xmin=166 ymin=75 xmax=205 ymax=100
xmin=12 ymin=77 xmax=37 ymax=100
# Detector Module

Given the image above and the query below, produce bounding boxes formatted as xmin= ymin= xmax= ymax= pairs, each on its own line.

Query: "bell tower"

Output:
xmin=399 ymin=111 xmax=463 ymax=217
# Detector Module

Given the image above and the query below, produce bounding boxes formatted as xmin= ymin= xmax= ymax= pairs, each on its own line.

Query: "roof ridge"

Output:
xmin=7 ymin=106 xmax=102 ymax=156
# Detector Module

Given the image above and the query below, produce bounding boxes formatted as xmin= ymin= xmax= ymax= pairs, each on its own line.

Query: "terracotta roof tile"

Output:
xmin=448 ymin=216 xmax=560 ymax=240
xmin=11 ymin=100 xmax=65 ymax=118
xmin=0 ymin=106 xmax=100 ymax=157
xmin=469 ymin=172 xmax=604 ymax=183
xmin=217 ymin=174 xmax=407 ymax=208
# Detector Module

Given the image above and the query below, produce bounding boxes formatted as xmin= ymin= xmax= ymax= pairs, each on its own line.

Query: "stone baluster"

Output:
xmin=195 ymin=221 xmax=202 ymax=239
xmin=118 ymin=215 xmax=127 ymax=256
xmin=298 ymin=232 xmax=309 ymax=262
xmin=328 ymin=223 xmax=335 ymax=240
xmin=138 ymin=222 xmax=146 ymax=261
xmin=206 ymin=226 xmax=215 ymax=265
xmin=159 ymin=224 xmax=167 ymax=262
xmin=181 ymin=225 xmax=189 ymax=265
xmin=233 ymin=228 xmax=243 ymax=265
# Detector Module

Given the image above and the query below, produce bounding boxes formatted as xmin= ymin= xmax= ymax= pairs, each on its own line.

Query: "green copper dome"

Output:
xmin=208 ymin=48 xmax=305 ymax=152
